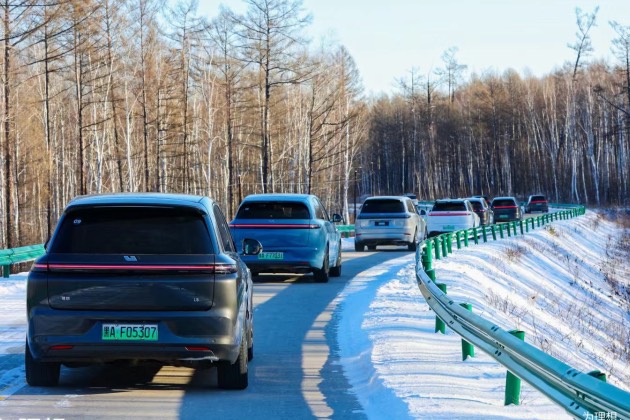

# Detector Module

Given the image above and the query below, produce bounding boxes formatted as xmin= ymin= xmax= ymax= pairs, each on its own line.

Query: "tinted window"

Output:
xmin=361 ymin=199 xmax=405 ymax=213
xmin=236 ymin=201 xmax=311 ymax=220
xmin=50 ymin=207 xmax=214 ymax=254
xmin=432 ymin=202 xmax=466 ymax=211
xmin=213 ymin=205 xmax=236 ymax=253
xmin=531 ymin=195 xmax=546 ymax=201
xmin=493 ymin=199 xmax=516 ymax=207
xmin=313 ymin=198 xmax=328 ymax=220
xmin=470 ymin=201 xmax=483 ymax=211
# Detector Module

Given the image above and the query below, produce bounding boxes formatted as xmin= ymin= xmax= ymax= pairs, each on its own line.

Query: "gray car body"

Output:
xmin=27 ymin=193 xmax=254 ymax=370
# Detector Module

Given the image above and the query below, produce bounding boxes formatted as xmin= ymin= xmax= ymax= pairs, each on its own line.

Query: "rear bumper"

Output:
xmin=241 ymin=246 xmax=324 ymax=273
xmin=355 ymin=228 xmax=414 ymax=245
xmin=27 ymin=306 xmax=244 ymax=365
xmin=427 ymin=222 xmax=474 ymax=234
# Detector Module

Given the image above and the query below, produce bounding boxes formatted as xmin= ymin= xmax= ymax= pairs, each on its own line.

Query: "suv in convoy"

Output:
xmin=354 ymin=196 xmax=426 ymax=251
xmin=26 ymin=193 xmax=261 ymax=389
xmin=491 ymin=196 xmax=523 ymax=222
xmin=525 ymin=194 xmax=549 ymax=213
xmin=468 ymin=196 xmax=494 ymax=226
xmin=229 ymin=194 xmax=342 ymax=282
xmin=426 ymin=199 xmax=480 ymax=237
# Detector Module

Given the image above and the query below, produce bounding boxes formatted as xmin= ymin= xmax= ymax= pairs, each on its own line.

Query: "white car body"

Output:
xmin=427 ymin=199 xmax=480 ymax=236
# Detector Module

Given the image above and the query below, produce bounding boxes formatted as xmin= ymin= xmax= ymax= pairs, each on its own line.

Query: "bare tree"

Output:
xmin=569 ymin=6 xmax=598 ymax=80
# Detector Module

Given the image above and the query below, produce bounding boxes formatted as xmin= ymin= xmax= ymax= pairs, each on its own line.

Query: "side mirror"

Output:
xmin=242 ymin=238 xmax=262 ymax=256
xmin=331 ymin=213 xmax=343 ymax=223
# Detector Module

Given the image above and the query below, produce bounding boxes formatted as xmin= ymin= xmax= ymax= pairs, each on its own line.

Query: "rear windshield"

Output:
xmin=530 ymin=195 xmax=546 ymax=201
xmin=236 ymin=202 xmax=311 ymax=219
xmin=469 ymin=201 xmax=483 ymax=211
xmin=432 ymin=202 xmax=466 ymax=211
xmin=360 ymin=199 xmax=405 ymax=214
xmin=50 ymin=207 xmax=214 ymax=254
xmin=493 ymin=199 xmax=517 ymax=207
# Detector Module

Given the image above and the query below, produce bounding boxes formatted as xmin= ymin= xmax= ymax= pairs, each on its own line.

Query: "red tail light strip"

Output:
xmin=429 ymin=212 xmax=470 ymax=216
xmin=50 ymin=345 xmax=74 ymax=350
xmin=37 ymin=263 xmax=237 ymax=273
xmin=229 ymin=223 xmax=320 ymax=229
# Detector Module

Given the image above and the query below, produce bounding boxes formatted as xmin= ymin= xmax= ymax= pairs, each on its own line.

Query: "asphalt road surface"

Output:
xmin=0 ymin=248 xmax=411 ymax=420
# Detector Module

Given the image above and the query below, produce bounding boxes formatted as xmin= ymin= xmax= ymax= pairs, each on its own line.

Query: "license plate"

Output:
xmin=102 ymin=324 xmax=158 ymax=341
xmin=499 ymin=215 xmax=508 ymax=219
xmin=443 ymin=225 xmax=454 ymax=230
xmin=375 ymin=221 xmax=389 ymax=226
xmin=258 ymin=252 xmax=284 ymax=260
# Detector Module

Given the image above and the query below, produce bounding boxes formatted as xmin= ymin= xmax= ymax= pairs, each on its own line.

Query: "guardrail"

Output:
xmin=414 ymin=205 xmax=630 ymax=419
xmin=0 ymin=244 xmax=45 ymax=278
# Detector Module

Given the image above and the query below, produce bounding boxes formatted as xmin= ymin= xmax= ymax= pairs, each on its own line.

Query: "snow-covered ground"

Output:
xmin=1 ymin=210 xmax=628 ymax=418
xmin=337 ymin=210 xmax=629 ymax=419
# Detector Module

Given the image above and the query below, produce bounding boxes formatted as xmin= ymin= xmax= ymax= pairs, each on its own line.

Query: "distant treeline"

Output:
xmin=0 ymin=1 xmax=628 ymax=249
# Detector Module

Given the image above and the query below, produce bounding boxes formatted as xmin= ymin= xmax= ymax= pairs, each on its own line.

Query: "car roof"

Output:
xmin=435 ymin=198 xmax=469 ymax=203
xmin=492 ymin=196 xmax=517 ymax=201
xmin=67 ymin=193 xmax=208 ymax=208
xmin=365 ymin=195 xmax=410 ymax=201
xmin=241 ymin=193 xmax=313 ymax=202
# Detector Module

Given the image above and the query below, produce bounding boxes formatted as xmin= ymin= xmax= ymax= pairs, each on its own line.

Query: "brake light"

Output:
xmin=50 ymin=345 xmax=73 ymax=350
xmin=32 ymin=263 xmax=48 ymax=272
xmin=45 ymin=263 xmax=235 ymax=273
xmin=185 ymin=346 xmax=210 ymax=351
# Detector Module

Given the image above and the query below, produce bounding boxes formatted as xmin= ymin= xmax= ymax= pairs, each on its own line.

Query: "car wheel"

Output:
xmin=25 ymin=341 xmax=60 ymax=387
xmin=314 ymin=248 xmax=330 ymax=283
xmin=408 ymin=229 xmax=417 ymax=251
xmin=217 ymin=331 xmax=248 ymax=390
xmin=330 ymin=243 xmax=342 ymax=277
xmin=367 ymin=245 xmax=377 ymax=251
xmin=247 ymin=324 xmax=254 ymax=361
xmin=354 ymin=241 xmax=364 ymax=252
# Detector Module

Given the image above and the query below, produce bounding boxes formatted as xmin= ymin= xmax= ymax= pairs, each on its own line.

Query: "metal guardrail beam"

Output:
xmin=0 ymin=244 xmax=45 ymax=278
xmin=414 ymin=205 xmax=630 ymax=419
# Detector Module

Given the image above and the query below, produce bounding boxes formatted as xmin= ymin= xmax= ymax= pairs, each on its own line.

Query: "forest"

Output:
xmin=0 ymin=0 xmax=628 ymax=249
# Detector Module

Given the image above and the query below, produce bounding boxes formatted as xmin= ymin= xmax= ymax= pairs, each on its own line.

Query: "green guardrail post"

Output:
xmin=434 ymin=237 xmax=441 ymax=260
xmin=446 ymin=233 xmax=453 ymax=254
xmin=505 ymin=330 xmax=525 ymax=406
xmin=426 ymin=268 xmax=436 ymax=281
xmin=491 ymin=225 xmax=497 ymax=241
xmin=460 ymin=303 xmax=475 ymax=360
xmin=482 ymin=226 xmax=488 ymax=242
xmin=2 ymin=265 xmax=9 ymax=278
xmin=441 ymin=235 xmax=448 ymax=257
xmin=500 ymin=224 xmax=506 ymax=239
xmin=472 ymin=227 xmax=479 ymax=244
xmin=508 ymin=223 xmax=514 ymax=237
xmin=524 ymin=219 xmax=529 ymax=233
xmin=435 ymin=283 xmax=447 ymax=334
xmin=587 ymin=370 xmax=607 ymax=382
xmin=422 ymin=243 xmax=433 ymax=271
xmin=455 ymin=231 xmax=461 ymax=249
xmin=518 ymin=220 xmax=524 ymax=235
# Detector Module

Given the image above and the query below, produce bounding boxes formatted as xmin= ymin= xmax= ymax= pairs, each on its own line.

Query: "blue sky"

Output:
xmin=195 ymin=0 xmax=630 ymax=95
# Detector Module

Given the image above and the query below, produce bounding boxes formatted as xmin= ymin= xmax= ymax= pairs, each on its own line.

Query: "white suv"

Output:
xmin=427 ymin=199 xmax=480 ymax=237
xmin=355 ymin=196 xmax=426 ymax=251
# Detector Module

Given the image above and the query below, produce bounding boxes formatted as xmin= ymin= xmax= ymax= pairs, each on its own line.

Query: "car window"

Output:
xmin=313 ymin=198 xmax=328 ymax=220
xmin=470 ymin=201 xmax=483 ymax=211
xmin=236 ymin=201 xmax=311 ymax=220
xmin=493 ymin=199 xmax=516 ymax=207
xmin=50 ymin=206 xmax=214 ymax=254
xmin=213 ymin=205 xmax=236 ymax=253
xmin=531 ymin=195 xmax=546 ymax=201
xmin=361 ymin=199 xmax=405 ymax=213
xmin=406 ymin=200 xmax=416 ymax=213
xmin=432 ymin=202 xmax=466 ymax=211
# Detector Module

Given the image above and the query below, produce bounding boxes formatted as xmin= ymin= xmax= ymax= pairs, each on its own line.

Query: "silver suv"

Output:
xmin=354 ymin=196 xmax=426 ymax=251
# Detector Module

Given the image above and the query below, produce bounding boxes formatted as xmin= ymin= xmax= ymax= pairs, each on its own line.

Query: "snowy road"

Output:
xmin=0 ymin=249 xmax=408 ymax=420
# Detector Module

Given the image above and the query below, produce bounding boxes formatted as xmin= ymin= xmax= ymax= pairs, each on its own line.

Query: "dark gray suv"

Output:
xmin=26 ymin=193 xmax=261 ymax=389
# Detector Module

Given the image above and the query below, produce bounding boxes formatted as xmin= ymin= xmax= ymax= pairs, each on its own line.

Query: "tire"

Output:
xmin=354 ymin=241 xmax=364 ymax=252
xmin=408 ymin=230 xmax=417 ymax=251
xmin=247 ymin=324 xmax=254 ymax=362
xmin=367 ymin=245 xmax=376 ymax=251
xmin=217 ymin=333 xmax=248 ymax=390
xmin=25 ymin=341 xmax=60 ymax=387
xmin=330 ymin=243 xmax=342 ymax=277
xmin=313 ymin=248 xmax=330 ymax=283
